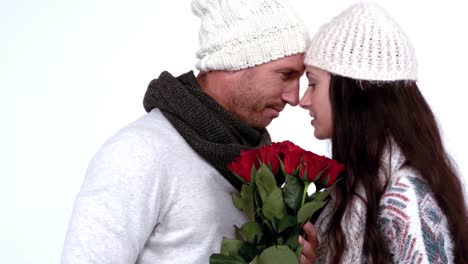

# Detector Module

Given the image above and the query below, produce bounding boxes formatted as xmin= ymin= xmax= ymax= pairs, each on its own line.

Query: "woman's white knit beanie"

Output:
xmin=305 ymin=3 xmax=418 ymax=81
xmin=191 ymin=0 xmax=310 ymax=71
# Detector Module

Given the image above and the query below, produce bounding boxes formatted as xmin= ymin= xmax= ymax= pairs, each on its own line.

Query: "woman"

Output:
xmin=299 ymin=3 xmax=468 ymax=263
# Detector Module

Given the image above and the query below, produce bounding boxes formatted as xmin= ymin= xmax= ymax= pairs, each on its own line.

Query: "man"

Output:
xmin=62 ymin=0 xmax=318 ymax=263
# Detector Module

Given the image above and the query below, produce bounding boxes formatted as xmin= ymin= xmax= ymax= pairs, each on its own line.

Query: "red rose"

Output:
xmin=279 ymin=140 xmax=303 ymax=153
xmin=319 ymin=159 xmax=345 ymax=187
xmin=282 ymin=151 xmax=303 ymax=175
xmin=300 ymin=151 xmax=328 ymax=182
xmin=281 ymin=150 xmax=304 ymax=176
xmin=228 ymin=149 xmax=260 ymax=182
xmin=268 ymin=141 xmax=304 ymax=175
xmin=258 ymin=144 xmax=283 ymax=174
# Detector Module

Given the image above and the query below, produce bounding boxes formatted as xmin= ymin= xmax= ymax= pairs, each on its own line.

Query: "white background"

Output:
xmin=1 ymin=0 xmax=467 ymax=263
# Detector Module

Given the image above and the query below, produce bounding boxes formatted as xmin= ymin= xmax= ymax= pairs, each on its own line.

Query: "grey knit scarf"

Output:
xmin=143 ymin=71 xmax=271 ymax=190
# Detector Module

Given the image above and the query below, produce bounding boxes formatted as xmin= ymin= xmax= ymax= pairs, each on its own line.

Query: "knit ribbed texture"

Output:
xmin=305 ymin=3 xmax=417 ymax=81
xmin=62 ymin=109 xmax=250 ymax=263
xmin=143 ymin=71 xmax=271 ymax=190
xmin=314 ymin=145 xmax=454 ymax=263
xmin=191 ymin=0 xmax=310 ymax=71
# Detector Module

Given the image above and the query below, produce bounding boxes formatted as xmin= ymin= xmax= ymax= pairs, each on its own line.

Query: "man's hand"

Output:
xmin=299 ymin=222 xmax=318 ymax=264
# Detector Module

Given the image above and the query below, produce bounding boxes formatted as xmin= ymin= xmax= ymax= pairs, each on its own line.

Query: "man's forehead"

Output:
xmin=272 ymin=54 xmax=305 ymax=70
xmin=274 ymin=63 xmax=305 ymax=74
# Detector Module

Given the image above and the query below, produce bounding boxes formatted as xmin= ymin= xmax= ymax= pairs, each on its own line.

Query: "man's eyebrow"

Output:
xmin=276 ymin=67 xmax=303 ymax=75
xmin=277 ymin=68 xmax=297 ymax=72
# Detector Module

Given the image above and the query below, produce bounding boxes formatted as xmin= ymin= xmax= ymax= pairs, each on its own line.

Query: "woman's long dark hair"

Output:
xmin=326 ymin=75 xmax=468 ymax=263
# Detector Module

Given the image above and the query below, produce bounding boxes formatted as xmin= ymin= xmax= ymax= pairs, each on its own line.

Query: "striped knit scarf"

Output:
xmin=142 ymin=71 xmax=271 ymax=190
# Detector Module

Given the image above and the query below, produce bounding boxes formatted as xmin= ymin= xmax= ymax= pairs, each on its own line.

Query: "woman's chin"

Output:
xmin=314 ymin=130 xmax=331 ymax=140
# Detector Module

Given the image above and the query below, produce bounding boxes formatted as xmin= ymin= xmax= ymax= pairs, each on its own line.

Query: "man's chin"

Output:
xmin=252 ymin=118 xmax=273 ymax=130
xmin=244 ymin=114 xmax=274 ymax=129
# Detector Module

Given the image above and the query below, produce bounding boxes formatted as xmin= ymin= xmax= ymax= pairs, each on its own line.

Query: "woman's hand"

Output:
xmin=299 ymin=222 xmax=319 ymax=264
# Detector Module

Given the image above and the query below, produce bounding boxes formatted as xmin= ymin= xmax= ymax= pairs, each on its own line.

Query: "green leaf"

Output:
xmin=209 ymin=254 xmax=247 ymax=264
xmin=218 ymin=236 xmax=258 ymax=263
xmin=238 ymin=242 xmax=258 ymax=262
xmin=284 ymin=227 xmax=300 ymax=250
xmin=249 ymin=256 xmax=259 ymax=264
xmin=220 ymin=238 xmax=244 ymax=259
xmin=319 ymin=174 xmax=330 ymax=186
xmin=283 ymin=175 xmax=304 ymax=212
xmin=232 ymin=193 xmax=243 ymax=211
xmin=306 ymin=188 xmax=331 ymax=204
xmin=232 ymin=184 xmax=255 ymax=220
xmin=253 ymin=190 xmax=263 ymax=216
xmin=279 ymin=159 xmax=286 ymax=175
xmin=262 ymin=218 xmax=275 ymax=235
xmin=316 ymin=189 xmax=331 ymax=201
xmin=235 ymin=225 xmax=246 ymax=241
xmin=311 ymin=166 xmax=328 ymax=182
xmin=297 ymin=200 xmax=328 ymax=225
xmin=271 ymin=218 xmax=279 ymax=234
xmin=257 ymin=245 xmax=299 ymax=264
xmin=241 ymin=184 xmax=255 ymax=220
xmin=255 ymin=164 xmax=277 ymax=203
xmin=276 ymin=236 xmax=284 ymax=245
xmin=291 ymin=164 xmax=301 ymax=177
xmin=250 ymin=164 xmax=257 ymax=184
xmin=240 ymin=221 xmax=263 ymax=244
xmin=295 ymin=244 xmax=303 ymax=262
xmin=262 ymin=188 xmax=284 ymax=221
xmin=277 ymin=214 xmax=297 ymax=233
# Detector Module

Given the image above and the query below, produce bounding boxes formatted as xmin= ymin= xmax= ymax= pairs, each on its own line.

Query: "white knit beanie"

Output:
xmin=305 ymin=3 xmax=417 ymax=81
xmin=191 ymin=0 xmax=310 ymax=71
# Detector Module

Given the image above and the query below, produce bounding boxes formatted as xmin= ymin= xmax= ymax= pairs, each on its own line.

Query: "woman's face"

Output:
xmin=299 ymin=65 xmax=333 ymax=140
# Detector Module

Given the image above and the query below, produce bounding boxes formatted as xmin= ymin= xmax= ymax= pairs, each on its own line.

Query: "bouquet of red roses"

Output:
xmin=210 ymin=141 xmax=344 ymax=264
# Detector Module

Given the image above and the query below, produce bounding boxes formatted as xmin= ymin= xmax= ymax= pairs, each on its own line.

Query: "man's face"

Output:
xmin=225 ymin=54 xmax=305 ymax=129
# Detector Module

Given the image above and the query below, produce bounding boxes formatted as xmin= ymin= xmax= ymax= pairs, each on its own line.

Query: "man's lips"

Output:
xmin=265 ymin=106 xmax=284 ymax=118
xmin=271 ymin=106 xmax=284 ymax=112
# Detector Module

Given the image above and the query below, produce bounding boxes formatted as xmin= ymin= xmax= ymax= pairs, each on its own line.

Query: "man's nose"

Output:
xmin=281 ymin=84 xmax=300 ymax=106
